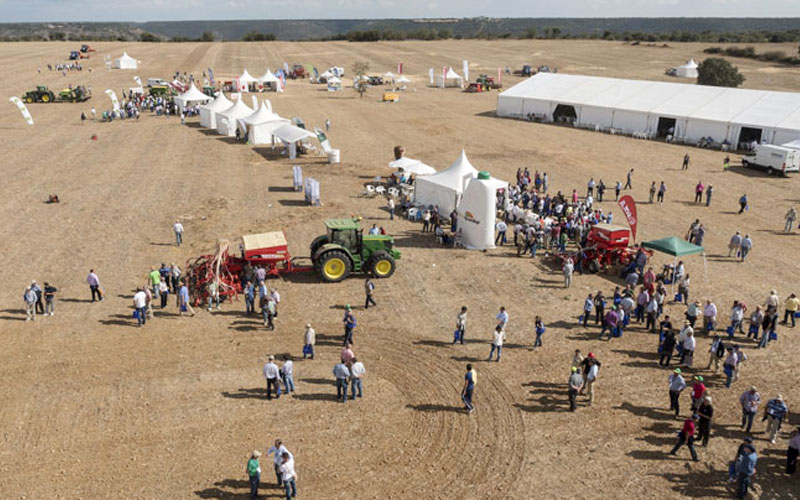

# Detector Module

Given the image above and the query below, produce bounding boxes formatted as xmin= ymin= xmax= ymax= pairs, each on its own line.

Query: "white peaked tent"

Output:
xmin=437 ymin=67 xmax=464 ymax=88
xmin=113 ymin=52 xmax=137 ymax=70
xmin=457 ymin=172 xmax=509 ymax=250
xmin=414 ymin=150 xmax=479 ymax=214
xmin=396 ymin=75 xmax=411 ymax=83
xmin=174 ymin=83 xmax=213 ymax=112
xmin=675 ymin=59 xmax=699 ymax=78
xmin=238 ymin=102 xmax=289 ymax=144
xmin=215 ymin=98 xmax=253 ymax=136
xmin=257 ymin=69 xmax=280 ymax=91
xmin=388 ymin=157 xmax=436 ymax=176
xmin=199 ymin=93 xmax=232 ymax=129
xmin=239 ymin=69 xmax=257 ymax=91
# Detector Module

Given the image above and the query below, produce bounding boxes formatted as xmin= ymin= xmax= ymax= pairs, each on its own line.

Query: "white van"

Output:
xmin=146 ymin=78 xmax=168 ymax=87
xmin=742 ymin=144 xmax=800 ymax=175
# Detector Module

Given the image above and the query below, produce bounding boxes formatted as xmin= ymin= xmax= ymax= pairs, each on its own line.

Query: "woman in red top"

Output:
xmin=691 ymin=375 xmax=706 ymax=411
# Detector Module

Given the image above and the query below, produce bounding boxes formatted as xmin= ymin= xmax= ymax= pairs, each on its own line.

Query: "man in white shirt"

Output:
xmin=173 ymin=220 xmax=184 ymax=246
xmin=488 ymin=325 xmax=505 ymax=362
xmin=495 ymin=220 xmax=508 ymax=246
xmin=281 ymin=355 xmax=294 ymax=394
xmin=496 ymin=307 xmax=509 ymax=330
xmin=681 ymin=331 xmax=696 ymax=367
xmin=267 ymin=440 xmax=292 ymax=486
xmin=278 ymin=452 xmax=297 ymax=499
xmin=563 ymin=258 xmax=574 ymax=288
xmin=454 ymin=306 xmax=467 ymax=344
xmin=263 ymin=355 xmax=280 ymax=400
xmin=387 ymin=197 xmax=396 ymax=220
xmin=133 ymin=288 xmax=147 ymax=326
xmin=349 ymin=358 xmax=365 ymax=399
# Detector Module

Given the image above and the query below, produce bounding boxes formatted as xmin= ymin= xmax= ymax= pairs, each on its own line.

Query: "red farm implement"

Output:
xmin=550 ymin=224 xmax=650 ymax=273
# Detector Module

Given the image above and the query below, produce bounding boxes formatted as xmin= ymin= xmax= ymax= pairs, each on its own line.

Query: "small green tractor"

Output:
xmin=23 ymin=85 xmax=91 ymax=103
xmin=310 ymin=218 xmax=401 ymax=282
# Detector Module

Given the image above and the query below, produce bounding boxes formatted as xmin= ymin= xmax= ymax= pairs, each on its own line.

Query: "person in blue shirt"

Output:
xmin=244 ymin=280 xmax=255 ymax=315
xmin=739 ymin=194 xmax=748 ymax=214
xmin=343 ymin=306 xmax=356 ymax=346
xmin=178 ymin=281 xmax=195 ymax=317
xmin=734 ymin=439 xmax=757 ymax=499
xmin=461 ymin=364 xmax=476 ymax=414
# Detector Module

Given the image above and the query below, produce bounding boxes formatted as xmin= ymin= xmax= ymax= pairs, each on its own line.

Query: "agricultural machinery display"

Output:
xmin=289 ymin=65 xmax=307 ymax=79
xmin=513 ymin=65 xmax=533 ymax=77
xmin=80 ymin=44 xmax=95 ymax=53
xmin=22 ymin=85 xmax=91 ymax=103
xmin=476 ymin=74 xmax=502 ymax=90
xmin=185 ymin=219 xmax=400 ymax=305
xmin=69 ymin=51 xmax=88 ymax=60
xmin=549 ymin=224 xmax=649 ymax=273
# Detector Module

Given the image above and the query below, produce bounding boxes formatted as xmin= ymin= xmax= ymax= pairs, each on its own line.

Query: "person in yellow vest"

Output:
xmin=461 ymin=364 xmax=477 ymax=414
xmin=782 ymin=293 xmax=800 ymax=328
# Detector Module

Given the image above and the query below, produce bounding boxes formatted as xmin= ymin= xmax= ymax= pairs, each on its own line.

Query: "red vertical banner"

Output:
xmin=498 ymin=67 xmax=501 ymax=85
xmin=618 ymin=195 xmax=638 ymax=241
xmin=397 ymin=62 xmax=403 ymax=74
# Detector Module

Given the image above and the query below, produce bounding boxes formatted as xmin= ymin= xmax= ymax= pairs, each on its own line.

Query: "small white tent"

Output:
xmin=675 ymin=59 xmax=699 ymax=78
xmin=414 ymin=150 xmax=479 ymax=214
xmin=174 ymin=83 xmax=213 ymax=112
xmin=239 ymin=69 xmax=257 ymax=91
xmin=272 ymin=123 xmax=317 ymax=159
xmin=113 ymin=52 xmax=137 ymax=70
xmin=257 ymin=69 xmax=280 ymax=91
xmin=388 ymin=157 xmax=436 ymax=176
xmin=215 ymin=98 xmax=253 ymax=136
xmin=457 ymin=172 xmax=509 ymax=250
xmin=238 ymin=102 xmax=289 ymax=144
xmin=199 ymin=93 xmax=232 ymax=129
xmin=437 ymin=67 xmax=464 ymax=88
xmin=396 ymin=75 xmax=411 ymax=84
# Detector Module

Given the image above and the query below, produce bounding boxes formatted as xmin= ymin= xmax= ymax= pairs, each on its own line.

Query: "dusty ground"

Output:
xmin=1 ymin=39 xmax=799 ymax=499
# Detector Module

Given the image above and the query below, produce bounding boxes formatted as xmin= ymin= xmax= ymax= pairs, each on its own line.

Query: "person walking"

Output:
xmin=173 ymin=220 xmax=184 ymax=246
xmin=280 ymin=355 xmax=295 ymax=394
xmin=462 ymin=364 xmax=477 ymax=414
xmin=734 ymin=440 xmax=758 ymax=499
xmin=738 ymin=194 xmax=748 ymax=214
xmin=728 ymin=232 xmax=743 ymax=257
xmin=454 ymin=306 xmax=467 ymax=344
xmin=669 ymin=414 xmax=699 ymax=461
xmin=246 ymin=451 xmax=262 ymax=499
xmin=349 ymin=357 xmax=365 ymax=399
xmin=669 ymin=368 xmax=686 ymax=416
xmin=278 ymin=452 xmax=297 ymax=500
xmin=343 ymin=305 xmax=356 ymax=345
xmin=533 ymin=316 xmax=545 ymax=348
xmin=563 ymin=258 xmax=574 ymax=288
xmin=24 ymin=284 xmax=37 ymax=321
xmin=178 ymin=280 xmax=195 ymax=316
xmin=263 ymin=355 xmax=281 ymax=400
xmin=615 ymin=180 xmax=622 ymax=200
xmin=582 ymin=294 xmax=593 ymax=328
xmin=785 ymin=207 xmax=797 ymax=233
xmin=705 ymin=184 xmax=713 ymax=207
xmin=739 ymin=386 xmax=761 ymax=433
xmin=657 ymin=181 xmax=666 ymax=203
xmin=568 ymin=366 xmax=584 ymax=412
xmin=43 ymin=282 xmax=57 ymax=316
xmin=303 ymin=323 xmax=315 ymax=360
xmin=133 ymin=288 xmax=147 ymax=326
xmin=333 ymin=360 xmax=350 ymax=402
xmin=690 ymin=375 xmax=706 ymax=412
xmin=697 ymin=396 xmax=714 ymax=447
xmin=740 ymin=234 xmax=752 ymax=261
xmin=624 ymin=168 xmax=634 ymax=190
xmin=783 ymin=293 xmax=799 ymax=327
xmin=158 ymin=279 xmax=169 ymax=309
xmin=660 ymin=329 xmax=677 ymax=367
xmin=87 ymin=269 xmax=102 ymax=302
xmin=364 ymin=278 xmax=376 ymax=309
xmin=682 ymin=154 xmax=690 ymax=170
xmin=764 ymin=395 xmax=789 ymax=444
xmin=488 ymin=325 xmax=505 ymax=362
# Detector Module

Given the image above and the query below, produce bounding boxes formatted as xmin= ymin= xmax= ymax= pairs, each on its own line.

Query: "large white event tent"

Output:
xmin=216 ymin=98 xmax=253 ymax=136
xmin=257 ymin=69 xmax=281 ymax=91
xmin=437 ymin=67 xmax=464 ymax=88
xmin=199 ymin=93 xmax=232 ymax=129
xmin=414 ymin=150 xmax=479 ymax=214
xmin=174 ymin=83 xmax=213 ymax=112
xmin=497 ymin=72 xmax=800 ymax=146
xmin=113 ymin=52 xmax=137 ymax=69
xmin=674 ymin=59 xmax=699 ymax=78
xmin=238 ymin=102 xmax=289 ymax=144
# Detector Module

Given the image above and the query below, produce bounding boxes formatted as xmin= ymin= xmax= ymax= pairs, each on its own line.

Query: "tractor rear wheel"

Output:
xmin=319 ymin=251 xmax=351 ymax=283
xmin=25 ymin=96 xmax=33 ymax=104
xmin=369 ymin=252 xmax=396 ymax=279
xmin=41 ymin=93 xmax=51 ymax=103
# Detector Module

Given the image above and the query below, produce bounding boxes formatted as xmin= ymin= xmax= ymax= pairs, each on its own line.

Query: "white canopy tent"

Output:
xmin=199 ymin=93 xmax=232 ymax=129
xmin=674 ymin=59 xmax=699 ymax=78
xmin=272 ymin=124 xmax=318 ymax=160
xmin=257 ymin=69 xmax=281 ymax=91
xmin=174 ymin=83 xmax=213 ymax=112
xmin=388 ymin=157 xmax=436 ymax=176
xmin=396 ymin=75 xmax=411 ymax=83
xmin=497 ymin=72 xmax=800 ymax=146
xmin=457 ymin=172 xmax=509 ymax=250
xmin=437 ymin=67 xmax=464 ymax=88
xmin=238 ymin=69 xmax=257 ymax=91
xmin=238 ymin=101 xmax=289 ymax=144
xmin=414 ymin=150 xmax=479 ymax=214
xmin=113 ymin=52 xmax=137 ymax=70
xmin=215 ymin=98 xmax=253 ymax=136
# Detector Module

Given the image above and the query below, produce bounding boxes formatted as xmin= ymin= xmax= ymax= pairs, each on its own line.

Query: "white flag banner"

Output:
xmin=429 ymin=67 xmax=434 ymax=85
xmin=463 ymin=60 xmax=469 ymax=82
xmin=9 ymin=97 xmax=34 ymax=125
xmin=264 ymin=99 xmax=272 ymax=112
xmin=104 ymin=89 xmax=120 ymax=112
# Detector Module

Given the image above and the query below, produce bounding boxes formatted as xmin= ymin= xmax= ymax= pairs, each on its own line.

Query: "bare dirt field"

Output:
xmin=1 ymin=39 xmax=799 ymax=499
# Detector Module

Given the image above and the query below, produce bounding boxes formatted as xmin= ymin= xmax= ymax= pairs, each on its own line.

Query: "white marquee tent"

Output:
xmin=457 ymin=172 xmax=509 ymax=250
xmin=238 ymin=102 xmax=289 ymax=144
xmin=174 ymin=83 xmax=213 ymax=112
xmin=414 ymin=150 xmax=479 ymax=214
xmin=497 ymin=72 xmax=800 ymax=146
xmin=215 ymin=98 xmax=253 ymax=136
xmin=674 ymin=59 xmax=699 ymax=78
xmin=113 ymin=52 xmax=137 ymax=70
xmin=199 ymin=93 xmax=232 ymax=129
xmin=437 ymin=67 xmax=464 ymax=88
xmin=257 ymin=69 xmax=281 ymax=91
xmin=238 ymin=69 xmax=257 ymax=91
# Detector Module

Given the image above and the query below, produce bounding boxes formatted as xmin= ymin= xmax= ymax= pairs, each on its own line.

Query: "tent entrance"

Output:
xmin=553 ymin=104 xmax=577 ymax=124
xmin=656 ymin=117 xmax=677 ymax=138
xmin=738 ymin=127 xmax=762 ymax=146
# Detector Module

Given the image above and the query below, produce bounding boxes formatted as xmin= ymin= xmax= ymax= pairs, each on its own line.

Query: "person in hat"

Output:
xmin=697 ymin=396 xmax=714 ymax=447
xmin=343 ymin=305 xmax=356 ymax=346
xmin=669 ymin=414 xmax=699 ymax=461
xmin=246 ymin=450 xmax=262 ymax=499
xmin=764 ymin=394 xmax=789 ymax=444
xmin=690 ymin=376 xmax=706 ymax=412
xmin=739 ymin=386 xmax=761 ymax=433
xmin=568 ymin=366 xmax=584 ymax=411
xmin=303 ymin=323 xmax=315 ymax=360
xmin=669 ymin=368 xmax=686 ymax=416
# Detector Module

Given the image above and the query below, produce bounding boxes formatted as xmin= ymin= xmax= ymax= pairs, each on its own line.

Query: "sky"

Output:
xmin=2 ymin=0 xmax=800 ymax=22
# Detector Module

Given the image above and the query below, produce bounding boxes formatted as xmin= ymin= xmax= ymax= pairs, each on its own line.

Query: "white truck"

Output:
xmin=742 ymin=144 xmax=800 ymax=175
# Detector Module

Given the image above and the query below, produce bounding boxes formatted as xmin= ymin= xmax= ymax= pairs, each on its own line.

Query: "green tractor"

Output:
xmin=310 ymin=218 xmax=401 ymax=282
xmin=149 ymin=85 xmax=173 ymax=97
xmin=23 ymin=85 xmax=56 ymax=103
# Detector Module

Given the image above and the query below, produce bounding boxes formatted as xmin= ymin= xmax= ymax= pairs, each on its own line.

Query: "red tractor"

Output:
xmin=290 ymin=65 xmax=306 ymax=79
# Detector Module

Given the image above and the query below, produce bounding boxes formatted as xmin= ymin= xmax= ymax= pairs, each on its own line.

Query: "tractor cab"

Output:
xmin=310 ymin=218 xmax=401 ymax=282
xmin=69 ymin=51 xmax=81 ymax=60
